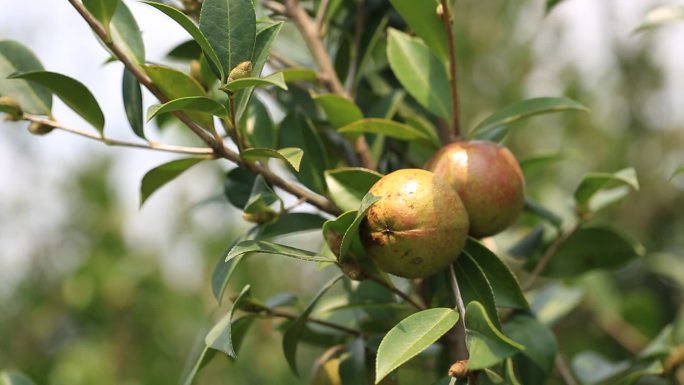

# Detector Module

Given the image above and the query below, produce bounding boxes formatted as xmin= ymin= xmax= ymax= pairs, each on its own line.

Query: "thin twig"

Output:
xmin=283 ymin=0 xmax=376 ymax=170
xmin=448 ymin=264 xmax=469 ymax=360
xmin=23 ymin=115 xmax=215 ymax=156
xmin=345 ymin=0 xmax=365 ymax=95
xmin=364 ymin=273 xmax=425 ymax=310
xmin=439 ymin=0 xmax=461 ymax=142
xmin=581 ymin=303 xmax=649 ymax=353
xmin=263 ymin=0 xmax=286 ymax=15
xmin=267 ymin=308 xmax=364 ymax=336
xmin=555 ymin=354 xmax=578 ymax=385
xmin=67 ymin=0 xmax=342 ymax=216
xmin=523 ymin=223 xmax=580 ymax=291
xmin=314 ymin=0 xmax=331 ymax=34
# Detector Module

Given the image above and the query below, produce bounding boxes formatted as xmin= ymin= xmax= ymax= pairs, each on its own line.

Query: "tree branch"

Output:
xmin=282 ymin=0 xmax=376 ymax=170
xmin=66 ymin=0 xmax=342 ymax=216
xmin=266 ymin=308 xmax=364 ymax=336
xmin=448 ymin=264 xmax=469 ymax=361
xmin=555 ymin=353 xmax=578 ymax=385
xmin=523 ymin=223 xmax=580 ymax=291
xmin=439 ymin=0 xmax=461 ymax=141
xmin=23 ymin=114 xmax=214 ymax=156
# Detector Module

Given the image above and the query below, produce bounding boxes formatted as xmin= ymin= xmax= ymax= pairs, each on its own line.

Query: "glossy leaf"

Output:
xmin=83 ymin=0 xmax=118 ymax=37
xmin=140 ymin=157 xmax=206 ymax=207
xmin=205 ymin=285 xmax=253 ymax=358
xmin=508 ymin=225 xmax=545 ymax=260
xmin=0 ymin=41 xmax=51 ymax=115
xmin=389 ymin=0 xmax=449 ymax=61
xmin=634 ymin=5 xmax=684 ymax=33
xmin=281 ymin=67 xmax=318 ymax=82
xmin=283 ymin=274 xmax=343 ymax=375
xmin=243 ymin=175 xmax=281 ymax=214
xmin=199 ymin=0 xmax=256 ymax=77
xmin=464 ymin=239 xmax=529 ymax=309
xmin=224 ymin=168 xmax=256 ymax=209
xmin=279 ymin=110 xmax=328 ymax=194
xmin=340 ymin=337 xmax=369 ymax=385
xmin=455 ymin=253 xmax=499 ymax=329
xmin=325 ymin=168 xmax=383 ymax=212
xmin=528 ymin=282 xmax=584 ymax=325
xmin=256 ymin=213 xmax=327 ymax=240
xmin=166 ymin=40 xmax=201 ymax=60
xmin=313 ymin=94 xmax=364 ymax=129
xmin=122 ymin=68 xmax=144 ymax=139
xmin=241 ymin=147 xmax=303 ymax=172
xmin=110 ymin=1 xmax=145 ymax=64
xmin=221 ymin=72 xmax=287 ymax=92
xmin=339 ymin=118 xmax=434 ymax=142
xmin=375 ymin=308 xmax=459 ymax=383
xmin=235 ymin=21 xmax=284 ymax=120
xmin=340 ymin=193 xmax=381 ymax=260
xmin=142 ymin=1 xmax=223 ymax=79
xmin=541 ymin=226 xmax=644 ymax=278
xmin=0 ymin=371 xmax=36 ymax=385
xmin=147 ymin=96 xmax=228 ymax=122
xmin=574 ymin=167 xmax=639 ymax=213
xmin=503 ymin=314 xmax=557 ymax=384
xmin=472 ymin=97 xmax=588 ymax=139
xmin=11 ymin=71 xmax=104 ymax=133
xmin=225 ymin=240 xmax=337 ymax=263
xmin=387 ymin=29 xmax=451 ymax=120
xmin=465 ymin=301 xmax=523 ymax=370
xmin=212 ymin=235 xmax=251 ymax=303
xmin=240 ymin=96 xmax=276 ymax=148
xmin=144 ymin=65 xmax=214 ymax=130
xmin=519 ymin=152 xmax=567 ymax=173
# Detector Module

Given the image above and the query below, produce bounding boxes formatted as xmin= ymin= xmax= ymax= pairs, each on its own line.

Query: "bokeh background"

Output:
xmin=1 ymin=0 xmax=683 ymax=384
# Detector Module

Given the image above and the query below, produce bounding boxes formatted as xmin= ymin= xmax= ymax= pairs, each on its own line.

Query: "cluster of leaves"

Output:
xmin=2 ymin=0 xmax=684 ymax=385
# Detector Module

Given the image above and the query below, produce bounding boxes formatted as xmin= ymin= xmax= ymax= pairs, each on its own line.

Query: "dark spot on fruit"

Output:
xmin=410 ymin=257 xmax=423 ymax=265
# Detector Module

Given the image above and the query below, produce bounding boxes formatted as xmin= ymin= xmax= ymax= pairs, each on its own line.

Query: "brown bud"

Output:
xmin=227 ymin=61 xmax=253 ymax=82
xmin=448 ymin=360 xmax=469 ymax=378
xmin=189 ymin=60 xmax=203 ymax=84
xmin=436 ymin=3 xmax=444 ymax=18
xmin=340 ymin=261 xmax=363 ymax=280
xmin=0 ymin=96 xmax=23 ymax=120
xmin=27 ymin=121 xmax=54 ymax=136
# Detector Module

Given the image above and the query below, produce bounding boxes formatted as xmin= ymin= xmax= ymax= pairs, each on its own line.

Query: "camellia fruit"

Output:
xmin=426 ymin=140 xmax=525 ymax=238
xmin=360 ymin=169 xmax=469 ymax=278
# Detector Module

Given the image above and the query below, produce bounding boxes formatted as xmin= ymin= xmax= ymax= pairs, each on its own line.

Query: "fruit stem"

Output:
xmin=440 ymin=0 xmax=462 ymax=142
xmin=448 ymin=264 xmax=469 ymax=361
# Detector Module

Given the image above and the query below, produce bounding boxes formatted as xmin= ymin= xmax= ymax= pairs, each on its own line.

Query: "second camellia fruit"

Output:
xmin=360 ymin=169 xmax=469 ymax=278
xmin=426 ymin=140 xmax=525 ymax=238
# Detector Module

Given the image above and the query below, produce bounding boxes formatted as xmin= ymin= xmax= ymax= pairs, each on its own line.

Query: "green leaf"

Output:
xmin=540 ymin=226 xmax=644 ymax=278
xmin=122 ymin=68 xmax=144 ymax=139
xmin=141 ymin=1 xmax=223 ymax=79
xmin=205 ymin=285 xmax=253 ymax=358
xmin=256 ymin=213 xmax=327 ymax=240
xmin=325 ymin=167 xmax=383 ymax=212
xmin=340 ymin=337 xmax=369 ymax=385
xmin=634 ymin=5 xmax=684 ymax=33
xmin=574 ymin=168 xmax=639 ymax=213
xmin=241 ymin=147 xmax=303 ymax=172
xmin=199 ymin=0 xmax=256 ymax=77
xmin=243 ymin=175 xmax=281 ymax=214
xmin=472 ymin=97 xmax=589 ymax=139
xmin=339 ymin=118 xmax=433 ymax=142
xmin=283 ymin=274 xmax=344 ymax=375
xmin=224 ymin=168 xmax=256 ymax=209
xmin=279 ymin=110 xmax=328 ymax=194
xmin=545 ymin=0 xmax=567 ymax=13
xmin=147 ymin=96 xmax=229 ymax=122
xmin=0 ymin=371 xmax=36 ymax=385
xmin=387 ymin=28 xmax=451 ymax=120
xmin=389 ymin=0 xmax=449 ymax=61
xmin=519 ymin=152 xmax=567 ymax=173
xmin=235 ymin=21 xmax=284 ymax=120
xmin=140 ymin=157 xmax=206 ymax=207
xmin=212 ymin=235 xmax=251 ymax=303
xmin=0 ymin=40 xmax=51 ymax=115
xmin=10 ymin=71 xmax=105 ymax=133
xmin=503 ymin=314 xmax=557 ymax=384
xmin=670 ymin=162 xmax=684 ymax=181
xmin=225 ymin=240 xmax=337 ymax=263
xmin=528 ymin=282 xmax=583 ymax=325
xmin=340 ymin=193 xmax=381 ymax=260
xmin=508 ymin=225 xmax=545 ymax=260
xmin=110 ymin=1 xmax=145 ymax=64
xmin=281 ymin=67 xmax=318 ymax=82
xmin=524 ymin=197 xmax=563 ymax=228
xmin=465 ymin=301 xmax=524 ymax=370
xmin=0 ymin=97 xmax=21 ymax=118
xmin=166 ymin=40 xmax=201 ymax=61
xmin=83 ymin=0 xmax=118 ymax=37
xmin=144 ymin=65 xmax=214 ymax=130
xmin=455 ymin=253 xmax=500 ymax=329
xmin=313 ymin=94 xmax=364 ymax=129
xmin=240 ymin=96 xmax=276 ymax=148
xmin=375 ymin=308 xmax=459 ymax=383
xmin=221 ymin=72 xmax=287 ymax=92
xmin=464 ymin=239 xmax=529 ymax=310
